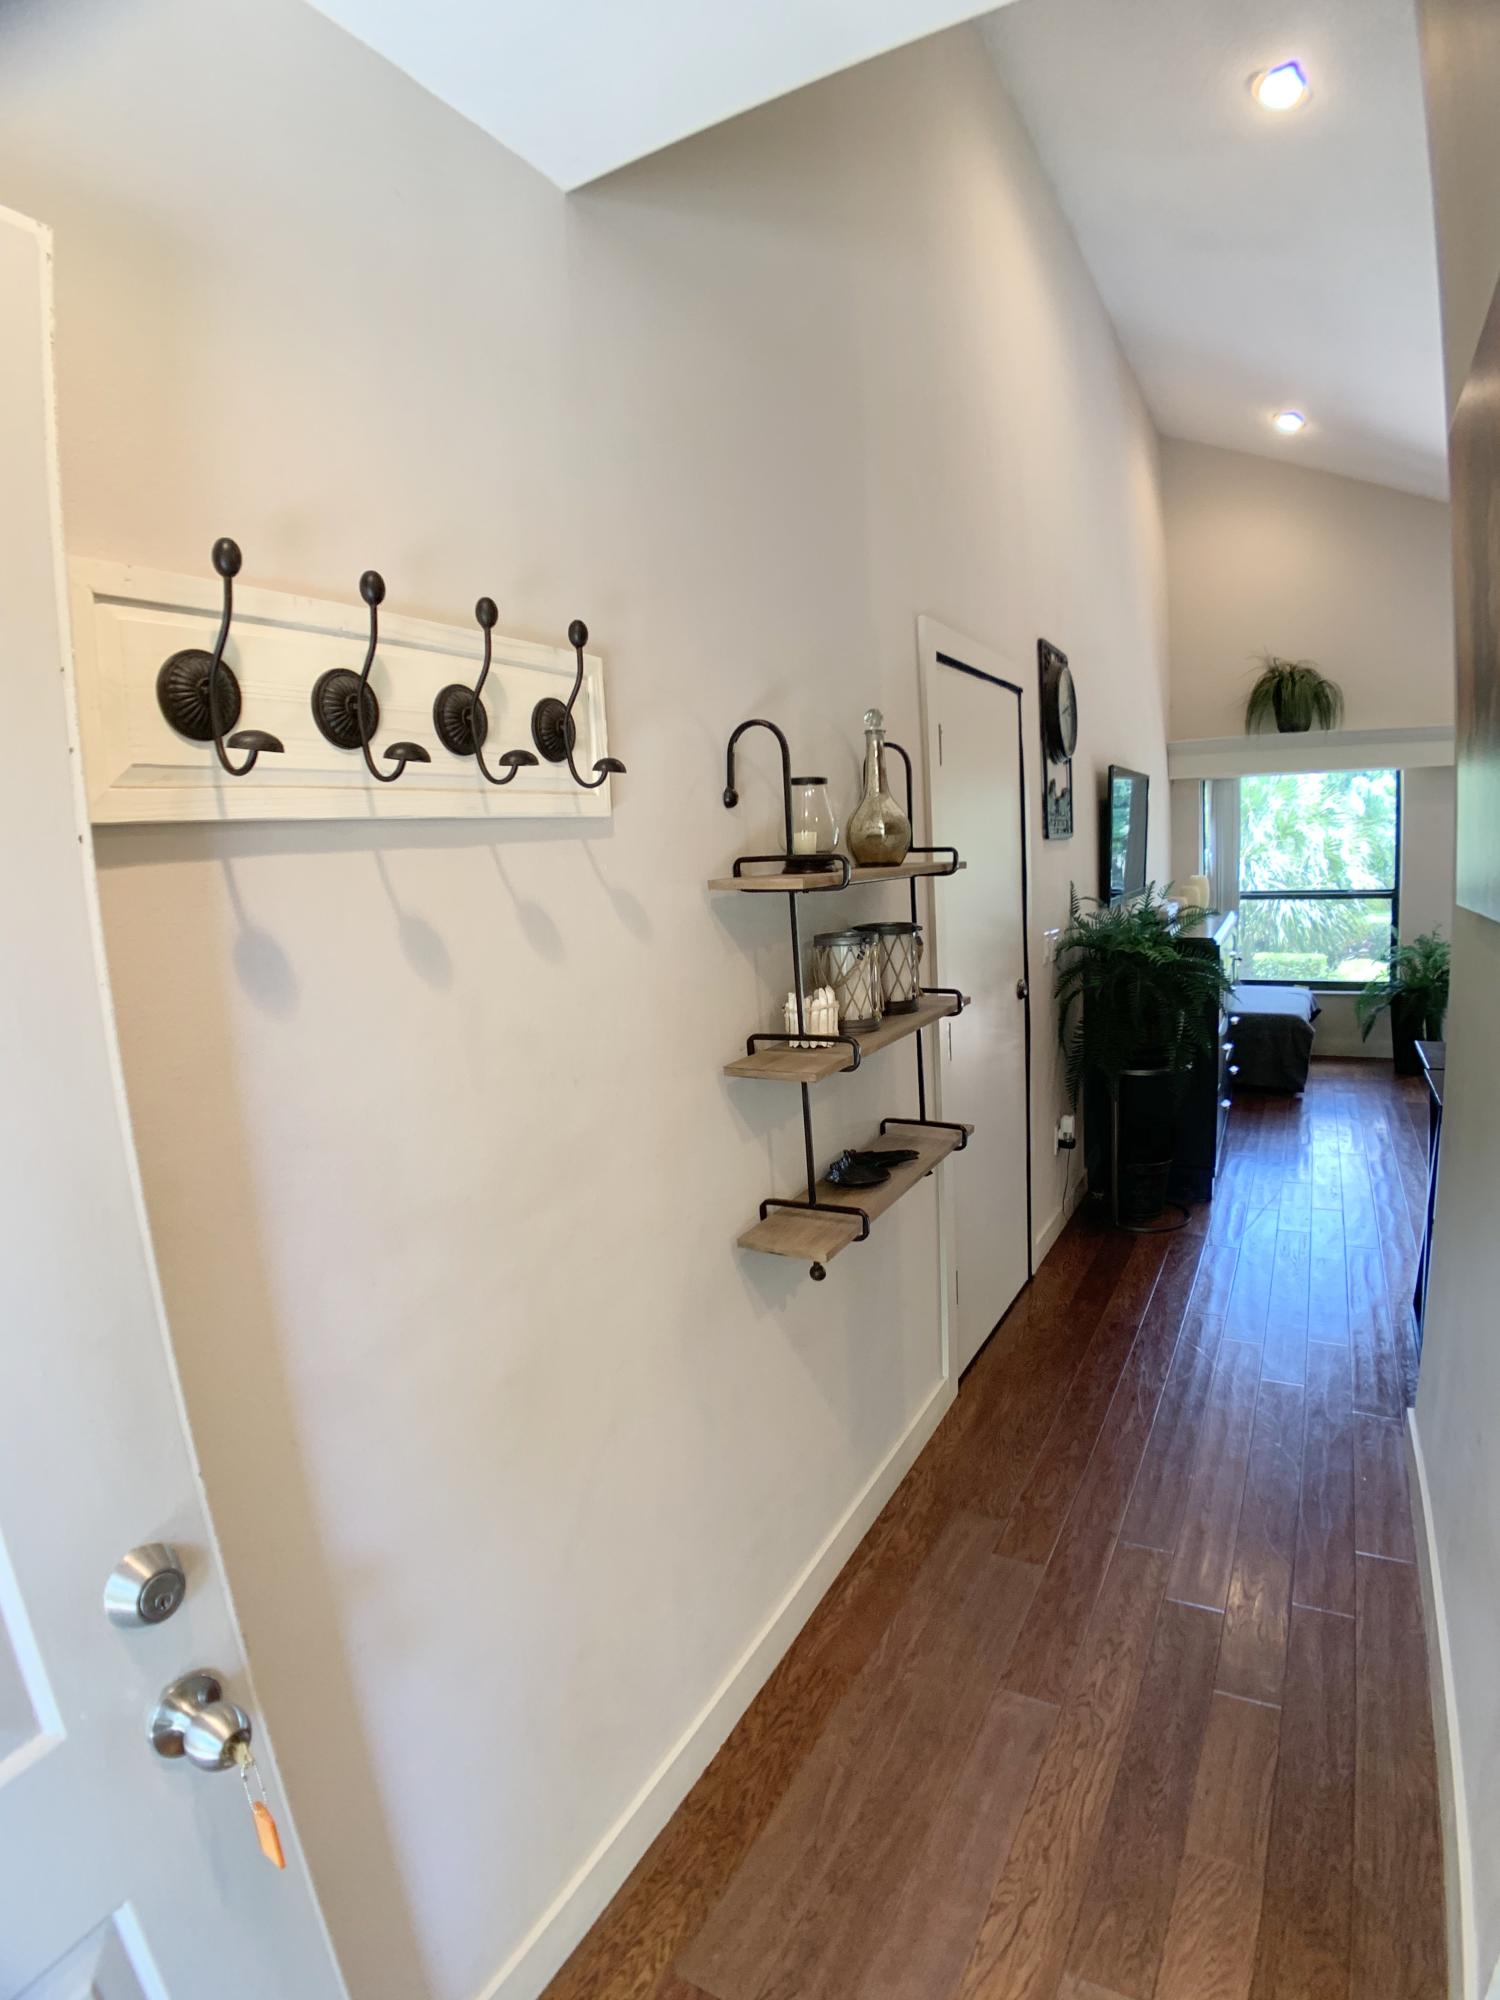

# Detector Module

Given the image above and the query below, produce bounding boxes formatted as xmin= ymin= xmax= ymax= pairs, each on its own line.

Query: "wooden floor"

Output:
xmin=543 ymin=1061 xmax=1446 ymax=2000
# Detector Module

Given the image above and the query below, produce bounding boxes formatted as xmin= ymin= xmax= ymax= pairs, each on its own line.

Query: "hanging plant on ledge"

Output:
xmin=1245 ymin=654 xmax=1345 ymax=733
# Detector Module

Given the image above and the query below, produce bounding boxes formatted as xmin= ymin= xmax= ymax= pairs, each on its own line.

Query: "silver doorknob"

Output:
xmin=1016 ymin=977 xmax=1029 ymax=1000
xmin=149 ymin=1670 xmax=251 ymax=1771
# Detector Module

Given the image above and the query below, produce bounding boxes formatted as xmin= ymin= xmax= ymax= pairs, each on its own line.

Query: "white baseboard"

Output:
xmin=1034 ymin=1167 xmax=1088 ymax=1267
xmin=1407 ymin=1411 xmax=1477 ymax=2000
xmin=473 ymin=1375 xmax=957 ymax=2000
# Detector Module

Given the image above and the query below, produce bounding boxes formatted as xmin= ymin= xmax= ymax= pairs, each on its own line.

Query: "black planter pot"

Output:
xmin=1084 ymin=1063 xmax=1185 ymax=1228
xmin=1387 ymin=991 xmax=1443 ymax=1077
xmin=1272 ymin=695 xmax=1312 ymax=732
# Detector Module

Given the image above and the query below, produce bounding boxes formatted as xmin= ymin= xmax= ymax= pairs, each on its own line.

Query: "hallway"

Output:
xmin=545 ymin=1061 xmax=1446 ymax=2000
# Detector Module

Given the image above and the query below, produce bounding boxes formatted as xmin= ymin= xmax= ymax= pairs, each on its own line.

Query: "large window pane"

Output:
xmin=1237 ymin=896 xmax=1395 ymax=983
xmin=1237 ymin=769 xmax=1398 ymax=985
xmin=1239 ymin=770 xmax=1397 ymax=891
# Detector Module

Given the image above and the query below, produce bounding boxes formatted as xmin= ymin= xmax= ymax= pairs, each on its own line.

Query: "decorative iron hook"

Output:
xmin=723 ymin=718 xmax=794 ymax=846
xmin=530 ymin=620 xmax=625 ymax=790
xmin=722 ymin=718 xmax=850 ymax=886
xmin=156 ymin=539 xmax=284 ymax=776
xmin=310 ymin=571 xmax=431 ymax=782
xmin=432 ymin=599 xmax=540 ymax=785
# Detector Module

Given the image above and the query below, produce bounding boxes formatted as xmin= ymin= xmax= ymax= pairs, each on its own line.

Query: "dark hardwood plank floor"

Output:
xmin=542 ymin=1062 xmax=1445 ymax=2000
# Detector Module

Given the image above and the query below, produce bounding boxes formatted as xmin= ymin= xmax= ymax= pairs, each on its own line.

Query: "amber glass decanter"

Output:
xmin=846 ymin=708 xmax=911 ymax=866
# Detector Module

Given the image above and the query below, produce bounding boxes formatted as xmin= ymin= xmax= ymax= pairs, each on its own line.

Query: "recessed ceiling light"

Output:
xmin=1272 ymin=409 xmax=1308 ymax=435
xmin=1252 ymin=61 xmax=1310 ymax=111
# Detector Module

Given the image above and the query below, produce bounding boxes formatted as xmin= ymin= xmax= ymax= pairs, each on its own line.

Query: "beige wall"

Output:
xmin=1414 ymin=3 xmax=1500 ymax=1994
xmin=0 ymin=5 xmax=1171 ymax=1996
xmin=1163 ymin=437 xmax=1454 ymax=742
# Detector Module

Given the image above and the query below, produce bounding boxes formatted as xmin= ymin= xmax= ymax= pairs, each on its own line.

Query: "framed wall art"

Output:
xmin=1038 ymin=637 xmax=1077 ymax=840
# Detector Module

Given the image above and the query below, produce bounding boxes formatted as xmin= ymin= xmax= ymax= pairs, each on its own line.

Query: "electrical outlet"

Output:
xmin=1055 ymin=1113 xmax=1077 ymax=1153
xmin=1042 ymin=926 xmax=1061 ymax=966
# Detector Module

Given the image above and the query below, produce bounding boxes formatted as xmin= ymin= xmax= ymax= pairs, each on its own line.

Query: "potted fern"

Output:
xmin=1356 ymin=931 xmax=1450 ymax=1076
xmin=1055 ymin=888 xmax=1233 ymax=1223
xmin=1245 ymin=654 xmax=1345 ymax=733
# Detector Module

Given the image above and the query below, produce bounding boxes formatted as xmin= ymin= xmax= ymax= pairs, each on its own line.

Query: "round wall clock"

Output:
xmin=1042 ymin=654 xmax=1078 ymax=762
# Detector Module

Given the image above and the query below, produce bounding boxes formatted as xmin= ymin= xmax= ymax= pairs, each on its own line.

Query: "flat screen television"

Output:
xmin=1103 ymin=765 xmax=1149 ymax=903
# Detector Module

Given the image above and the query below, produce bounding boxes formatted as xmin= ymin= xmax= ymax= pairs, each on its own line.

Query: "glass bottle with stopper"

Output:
xmin=847 ymin=708 xmax=911 ymax=866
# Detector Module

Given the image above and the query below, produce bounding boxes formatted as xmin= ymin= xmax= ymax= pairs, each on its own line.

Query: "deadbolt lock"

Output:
xmin=104 ymin=1543 xmax=187 ymax=1628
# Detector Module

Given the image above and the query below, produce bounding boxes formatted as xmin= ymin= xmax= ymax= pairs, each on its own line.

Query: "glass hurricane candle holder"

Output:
xmin=813 ymin=929 xmax=882 ymax=1031
xmin=857 ymin=920 xmax=923 ymax=1013
xmin=788 ymin=776 xmax=840 ymax=871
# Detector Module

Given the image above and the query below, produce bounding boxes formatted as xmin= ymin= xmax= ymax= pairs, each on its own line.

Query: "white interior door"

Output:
xmin=0 ymin=208 xmax=343 ymax=2000
xmin=919 ymin=620 xmax=1031 ymax=1373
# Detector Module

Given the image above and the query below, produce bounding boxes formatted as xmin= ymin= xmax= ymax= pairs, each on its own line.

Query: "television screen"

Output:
xmin=1104 ymin=765 xmax=1149 ymax=903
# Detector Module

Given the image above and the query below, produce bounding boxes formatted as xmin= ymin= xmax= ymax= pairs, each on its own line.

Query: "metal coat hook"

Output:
xmin=530 ymin=620 xmax=626 ymax=790
xmin=310 ymin=571 xmax=432 ymax=782
xmin=432 ymin=598 xmax=540 ymax=785
xmin=156 ymin=538 xmax=284 ymax=775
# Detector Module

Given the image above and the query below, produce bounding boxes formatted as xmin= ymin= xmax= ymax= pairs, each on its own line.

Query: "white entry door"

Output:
xmin=919 ymin=619 xmax=1031 ymax=1373
xmin=0 ymin=208 xmax=343 ymax=1999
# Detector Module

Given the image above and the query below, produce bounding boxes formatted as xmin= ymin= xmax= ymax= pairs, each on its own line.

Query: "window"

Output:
xmin=1237 ymin=769 xmax=1400 ymax=984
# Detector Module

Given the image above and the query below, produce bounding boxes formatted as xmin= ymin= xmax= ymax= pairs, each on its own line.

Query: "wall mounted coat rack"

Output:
xmin=71 ymin=550 xmax=621 ymax=825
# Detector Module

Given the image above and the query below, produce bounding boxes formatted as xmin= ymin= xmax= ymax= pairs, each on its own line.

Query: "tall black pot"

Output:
xmin=1084 ymin=1063 xmax=1182 ymax=1225
xmin=1388 ymin=990 xmax=1442 ymax=1077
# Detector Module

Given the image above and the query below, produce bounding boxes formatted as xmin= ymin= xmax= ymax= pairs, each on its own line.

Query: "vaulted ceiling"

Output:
xmin=302 ymin=0 xmax=1018 ymax=191
xmin=303 ymin=0 xmax=1448 ymax=500
xmin=982 ymin=0 xmax=1449 ymax=497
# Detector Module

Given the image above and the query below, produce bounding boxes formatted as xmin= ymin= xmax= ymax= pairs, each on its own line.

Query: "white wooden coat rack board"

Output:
xmin=69 ymin=540 xmax=624 ymax=824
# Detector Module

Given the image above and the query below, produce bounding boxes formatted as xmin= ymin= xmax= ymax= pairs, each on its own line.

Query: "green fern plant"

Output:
xmin=1055 ymin=887 xmax=1235 ymax=1106
xmin=1245 ymin=655 xmax=1345 ymax=733
xmin=1356 ymin=931 xmax=1450 ymax=1042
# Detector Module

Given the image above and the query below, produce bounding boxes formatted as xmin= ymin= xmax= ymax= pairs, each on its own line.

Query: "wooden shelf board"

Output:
xmin=738 ymin=1122 xmax=969 ymax=1265
xmin=723 ymin=992 xmax=961 ymax=1083
xmin=708 ymin=858 xmax=966 ymax=893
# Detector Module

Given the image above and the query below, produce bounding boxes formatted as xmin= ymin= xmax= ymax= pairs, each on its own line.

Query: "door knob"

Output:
xmin=1015 ymin=977 xmax=1029 ymax=1000
xmin=149 ymin=1670 xmax=252 ymax=1771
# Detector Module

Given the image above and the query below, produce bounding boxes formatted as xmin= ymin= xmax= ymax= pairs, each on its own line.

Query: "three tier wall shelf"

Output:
xmin=716 ymin=719 xmax=973 ymax=1281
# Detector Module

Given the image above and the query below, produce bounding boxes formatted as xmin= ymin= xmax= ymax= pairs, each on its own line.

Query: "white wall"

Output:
xmin=1413 ymin=3 xmax=1500 ymax=1993
xmin=1161 ymin=437 xmax=1456 ymax=1056
xmin=0 ymin=5 xmax=1170 ymax=1996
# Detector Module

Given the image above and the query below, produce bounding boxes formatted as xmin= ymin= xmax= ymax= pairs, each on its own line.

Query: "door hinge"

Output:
xmin=938 ymin=722 xmax=945 ymax=765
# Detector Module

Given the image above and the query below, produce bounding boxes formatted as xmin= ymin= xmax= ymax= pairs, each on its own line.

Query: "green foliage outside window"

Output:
xmin=1237 ymin=770 xmax=1398 ymax=983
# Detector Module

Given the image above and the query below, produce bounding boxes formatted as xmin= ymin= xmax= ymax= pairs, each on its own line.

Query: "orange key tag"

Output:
xmin=234 ymin=1739 xmax=287 ymax=1870
xmin=252 ymin=1799 xmax=286 ymax=1870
